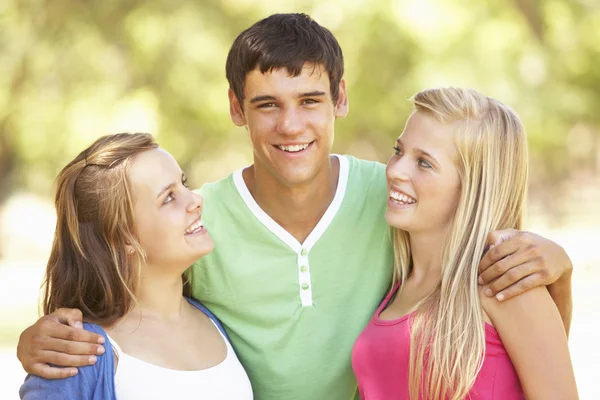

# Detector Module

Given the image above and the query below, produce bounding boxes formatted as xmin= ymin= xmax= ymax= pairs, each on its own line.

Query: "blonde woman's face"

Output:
xmin=385 ymin=111 xmax=461 ymax=234
xmin=127 ymin=148 xmax=214 ymax=272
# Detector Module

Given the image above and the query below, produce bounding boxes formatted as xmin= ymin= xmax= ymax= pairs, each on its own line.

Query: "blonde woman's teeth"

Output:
xmin=390 ymin=189 xmax=416 ymax=204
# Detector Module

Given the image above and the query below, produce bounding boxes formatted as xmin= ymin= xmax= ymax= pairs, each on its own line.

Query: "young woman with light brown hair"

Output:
xmin=352 ymin=88 xmax=578 ymax=399
xmin=20 ymin=133 xmax=253 ymax=400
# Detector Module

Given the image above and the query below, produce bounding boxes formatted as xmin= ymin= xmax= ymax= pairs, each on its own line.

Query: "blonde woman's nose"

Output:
xmin=386 ymin=158 xmax=411 ymax=182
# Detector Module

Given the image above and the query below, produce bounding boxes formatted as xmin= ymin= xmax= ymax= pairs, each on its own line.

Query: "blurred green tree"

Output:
xmin=0 ymin=0 xmax=598 ymax=224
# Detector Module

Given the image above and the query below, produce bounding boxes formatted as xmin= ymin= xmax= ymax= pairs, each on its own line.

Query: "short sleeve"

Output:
xmin=20 ymin=370 xmax=91 ymax=400
xmin=19 ymin=323 xmax=115 ymax=400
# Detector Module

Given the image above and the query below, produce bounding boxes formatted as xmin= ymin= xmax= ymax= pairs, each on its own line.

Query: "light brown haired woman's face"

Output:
xmin=126 ymin=148 xmax=214 ymax=272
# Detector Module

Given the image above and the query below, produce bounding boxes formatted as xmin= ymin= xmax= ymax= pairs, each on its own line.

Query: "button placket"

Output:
xmin=297 ymin=248 xmax=313 ymax=306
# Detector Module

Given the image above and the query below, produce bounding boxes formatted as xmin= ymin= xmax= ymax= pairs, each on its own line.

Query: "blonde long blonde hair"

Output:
xmin=391 ymin=88 xmax=529 ymax=399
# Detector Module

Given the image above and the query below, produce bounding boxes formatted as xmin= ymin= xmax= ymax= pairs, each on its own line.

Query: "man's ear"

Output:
xmin=334 ymin=79 xmax=349 ymax=119
xmin=228 ymin=89 xmax=247 ymax=126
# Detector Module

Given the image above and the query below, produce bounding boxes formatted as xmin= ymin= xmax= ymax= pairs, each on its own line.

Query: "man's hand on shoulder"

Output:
xmin=478 ymin=229 xmax=572 ymax=300
xmin=17 ymin=308 xmax=106 ymax=379
xmin=477 ymin=229 xmax=573 ymax=334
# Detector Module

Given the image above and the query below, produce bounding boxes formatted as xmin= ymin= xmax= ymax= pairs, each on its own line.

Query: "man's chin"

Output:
xmin=277 ymin=164 xmax=328 ymax=185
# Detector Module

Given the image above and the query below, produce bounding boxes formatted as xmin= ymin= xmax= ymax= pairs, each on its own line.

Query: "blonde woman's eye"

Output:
xmin=418 ymin=159 xmax=432 ymax=169
xmin=393 ymin=146 xmax=402 ymax=156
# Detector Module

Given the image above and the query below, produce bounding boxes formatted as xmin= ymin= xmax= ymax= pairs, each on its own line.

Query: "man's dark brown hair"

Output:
xmin=226 ymin=13 xmax=344 ymax=108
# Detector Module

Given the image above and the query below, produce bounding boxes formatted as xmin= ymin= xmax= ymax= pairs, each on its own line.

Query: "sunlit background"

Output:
xmin=1 ymin=0 xmax=599 ymax=397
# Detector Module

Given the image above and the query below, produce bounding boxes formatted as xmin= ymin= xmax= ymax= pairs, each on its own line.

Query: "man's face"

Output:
xmin=229 ymin=63 xmax=348 ymax=188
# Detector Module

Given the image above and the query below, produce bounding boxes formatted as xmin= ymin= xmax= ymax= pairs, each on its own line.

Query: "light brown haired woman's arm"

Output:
xmin=17 ymin=308 xmax=105 ymax=379
xmin=481 ymin=286 xmax=578 ymax=400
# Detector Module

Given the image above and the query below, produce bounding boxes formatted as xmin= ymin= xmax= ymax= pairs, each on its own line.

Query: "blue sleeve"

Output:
xmin=20 ymin=369 xmax=92 ymax=399
xmin=185 ymin=297 xmax=230 ymax=341
xmin=19 ymin=323 xmax=115 ymax=400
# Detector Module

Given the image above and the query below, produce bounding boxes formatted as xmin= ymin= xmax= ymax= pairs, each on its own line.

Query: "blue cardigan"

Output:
xmin=20 ymin=298 xmax=229 ymax=400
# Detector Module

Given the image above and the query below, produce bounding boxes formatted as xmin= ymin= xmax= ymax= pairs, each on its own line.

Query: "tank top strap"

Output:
xmin=185 ymin=297 xmax=230 ymax=341
xmin=105 ymin=333 xmax=123 ymax=359
xmin=377 ymin=282 xmax=401 ymax=314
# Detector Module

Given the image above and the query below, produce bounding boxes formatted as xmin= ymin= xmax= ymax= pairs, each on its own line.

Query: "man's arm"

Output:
xmin=17 ymin=308 xmax=105 ymax=379
xmin=477 ymin=230 xmax=574 ymax=336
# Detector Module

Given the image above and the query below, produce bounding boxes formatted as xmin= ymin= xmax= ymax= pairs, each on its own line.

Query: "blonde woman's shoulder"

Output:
xmin=479 ymin=285 xmax=578 ymax=399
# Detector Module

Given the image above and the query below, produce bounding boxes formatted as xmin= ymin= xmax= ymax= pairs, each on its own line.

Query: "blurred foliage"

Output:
xmin=1 ymin=0 xmax=599 ymax=212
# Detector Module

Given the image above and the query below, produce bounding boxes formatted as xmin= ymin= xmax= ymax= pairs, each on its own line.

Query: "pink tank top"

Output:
xmin=352 ymin=284 xmax=525 ymax=399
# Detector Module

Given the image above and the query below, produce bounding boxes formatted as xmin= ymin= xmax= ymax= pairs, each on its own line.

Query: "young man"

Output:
xmin=18 ymin=13 xmax=573 ymax=400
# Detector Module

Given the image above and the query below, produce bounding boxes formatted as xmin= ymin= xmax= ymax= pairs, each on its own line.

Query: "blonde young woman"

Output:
xmin=352 ymin=88 xmax=578 ymax=399
xmin=20 ymin=133 xmax=253 ymax=400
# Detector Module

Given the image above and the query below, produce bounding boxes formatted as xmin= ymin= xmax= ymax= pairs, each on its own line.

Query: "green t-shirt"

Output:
xmin=191 ymin=155 xmax=393 ymax=400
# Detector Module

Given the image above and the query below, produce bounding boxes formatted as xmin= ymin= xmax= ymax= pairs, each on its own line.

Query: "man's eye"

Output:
xmin=258 ymin=102 xmax=276 ymax=109
xmin=303 ymin=99 xmax=318 ymax=105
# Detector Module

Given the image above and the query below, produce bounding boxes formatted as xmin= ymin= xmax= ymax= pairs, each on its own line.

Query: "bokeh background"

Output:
xmin=1 ymin=0 xmax=599 ymax=397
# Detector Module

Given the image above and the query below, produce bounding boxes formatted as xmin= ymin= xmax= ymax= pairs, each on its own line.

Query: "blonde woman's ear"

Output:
xmin=125 ymin=245 xmax=135 ymax=255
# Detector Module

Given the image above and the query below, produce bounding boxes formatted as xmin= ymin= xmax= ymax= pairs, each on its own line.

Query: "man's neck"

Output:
xmin=243 ymin=155 xmax=340 ymax=244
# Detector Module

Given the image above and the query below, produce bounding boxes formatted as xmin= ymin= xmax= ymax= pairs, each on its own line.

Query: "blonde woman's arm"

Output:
xmin=478 ymin=230 xmax=573 ymax=336
xmin=480 ymin=286 xmax=578 ymax=400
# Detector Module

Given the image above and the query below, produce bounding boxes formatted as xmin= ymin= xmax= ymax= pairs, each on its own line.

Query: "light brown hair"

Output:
xmin=43 ymin=133 xmax=158 ymax=325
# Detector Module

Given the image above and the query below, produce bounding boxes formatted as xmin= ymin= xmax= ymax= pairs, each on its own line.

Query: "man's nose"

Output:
xmin=277 ymin=108 xmax=303 ymax=136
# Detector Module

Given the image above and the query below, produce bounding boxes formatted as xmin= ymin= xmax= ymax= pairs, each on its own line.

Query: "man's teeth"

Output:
xmin=390 ymin=190 xmax=416 ymax=204
xmin=185 ymin=219 xmax=204 ymax=234
xmin=276 ymin=143 xmax=310 ymax=152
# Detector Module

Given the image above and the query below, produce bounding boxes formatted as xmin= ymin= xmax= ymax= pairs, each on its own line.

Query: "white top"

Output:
xmin=106 ymin=319 xmax=253 ymax=400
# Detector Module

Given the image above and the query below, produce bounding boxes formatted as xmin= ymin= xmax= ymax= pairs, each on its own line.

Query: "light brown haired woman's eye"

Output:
xmin=164 ymin=193 xmax=175 ymax=204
